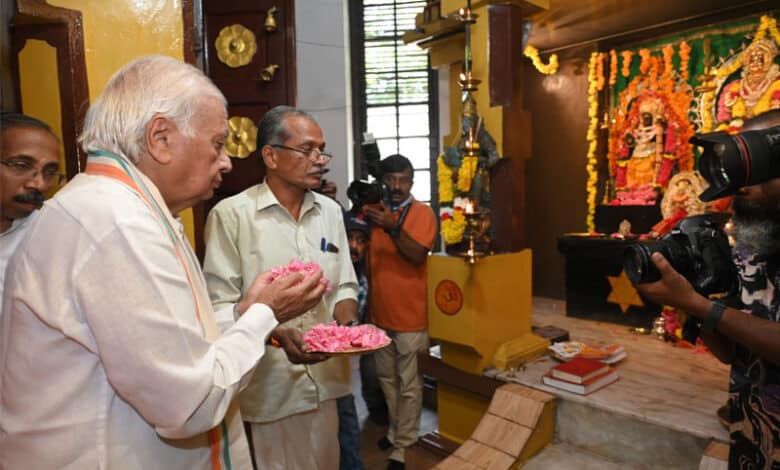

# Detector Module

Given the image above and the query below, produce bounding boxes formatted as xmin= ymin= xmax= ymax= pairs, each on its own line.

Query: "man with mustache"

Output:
xmin=635 ymin=110 xmax=780 ymax=468
xmin=203 ymin=105 xmax=359 ymax=469
xmin=0 ymin=56 xmax=325 ymax=469
xmin=363 ymin=154 xmax=436 ymax=470
xmin=0 ymin=113 xmax=61 ymax=305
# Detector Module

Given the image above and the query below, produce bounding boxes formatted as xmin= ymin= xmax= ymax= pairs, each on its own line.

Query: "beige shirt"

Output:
xmin=203 ymin=183 xmax=358 ymax=422
xmin=0 ymin=172 xmax=277 ymax=469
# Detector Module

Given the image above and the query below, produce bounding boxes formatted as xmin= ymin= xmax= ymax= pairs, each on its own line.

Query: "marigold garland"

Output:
xmin=457 ymin=156 xmax=479 ymax=193
xmin=596 ymin=52 xmax=606 ymax=91
xmin=662 ymin=44 xmax=674 ymax=96
xmin=437 ymin=154 xmax=454 ymax=204
xmin=649 ymin=56 xmax=660 ymax=90
xmin=639 ymin=48 xmax=651 ymax=75
xmin=437 ymin=151 xmax=482 ymax=245
xmin=585 ymin=52 xmax=600 ymax=232
xmin=523 ymin=45 xmax=559 ymax=75
xmin=441 ymin=209 xmax=467 ymax=245
xmin=679 ymin=41 xmax=690 ymax=81
xmin=609 ymin=50 xmax=618 ymax=86
xmin=621 ymin=50 xmax=633 ymax=77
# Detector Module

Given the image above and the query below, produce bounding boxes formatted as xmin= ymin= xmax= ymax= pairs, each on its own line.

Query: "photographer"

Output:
xmin=363 ymin=154 xmax=436 ymax=470
xmin=634 ymin=111 xmax=780 ymax=468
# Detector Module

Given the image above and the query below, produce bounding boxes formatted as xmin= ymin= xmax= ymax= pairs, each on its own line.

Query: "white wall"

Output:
xmin=295 ymin=0 xmax=352 ymax=208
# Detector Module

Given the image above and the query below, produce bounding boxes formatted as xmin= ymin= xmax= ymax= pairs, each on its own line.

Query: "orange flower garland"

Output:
xmin=621 ymin=50 xmax=633 ymax=78
xmin=679 ymin=41 xmax=690 ymax=81
xmin=609 ymin=50 xmax=618 ymax=86
xmin=639 ymin=48 xmax=651 ymax=75
xmin=662 ymin=44 xmax=674 ymax=96
xmin=596 ymin=52 xmax=606 ymax=91
xmin=649 ymin=56 xmax=660 ymax=90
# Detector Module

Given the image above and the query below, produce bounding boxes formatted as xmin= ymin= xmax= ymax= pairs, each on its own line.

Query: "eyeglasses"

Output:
xmin=270 ymin=144 xmax=333 ymax=163
xmin=0 ymin=159 xmax=65 ymax=185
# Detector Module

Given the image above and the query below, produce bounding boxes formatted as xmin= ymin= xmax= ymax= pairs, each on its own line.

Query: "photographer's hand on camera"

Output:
xmin=635 ymin=252 xmax=702 ymax=312
xmin=637 ymin=252 xmax=780 ymax=366
xmin=637 ymin=252 xmax=738 ymax=363
xmin=364 ymin=202 xmax=396 ymax=231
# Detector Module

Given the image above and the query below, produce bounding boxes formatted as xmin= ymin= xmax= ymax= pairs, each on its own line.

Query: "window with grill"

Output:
xmin=350 ymin=0 xmax=439 ymax=204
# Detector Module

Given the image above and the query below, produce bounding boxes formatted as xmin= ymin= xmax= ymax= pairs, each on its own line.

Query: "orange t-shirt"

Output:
xmin=368 ymin=200 xmax=437 ymax=332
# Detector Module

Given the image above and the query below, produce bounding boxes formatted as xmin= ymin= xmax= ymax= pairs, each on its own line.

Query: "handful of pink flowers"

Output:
xmin=269 ymin=259 xmax=331 ymax=291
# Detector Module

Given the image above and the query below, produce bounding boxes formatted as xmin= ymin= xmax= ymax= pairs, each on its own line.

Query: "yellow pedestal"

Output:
xmin=437 ymin=382 xmax=490 ymax=444
xmin=428 ymin=250 xmax=547 ymax=374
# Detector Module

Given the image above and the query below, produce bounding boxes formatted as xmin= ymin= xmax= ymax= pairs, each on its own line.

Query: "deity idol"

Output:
xmin=615 ymin=96 xmax=676 ymax=193
xmin=717 ymin=38 xmax=780 ymax=130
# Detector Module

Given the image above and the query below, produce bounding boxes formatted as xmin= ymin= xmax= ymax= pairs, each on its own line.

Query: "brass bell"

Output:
xmin=265 ymin=6 xmax=278 ymax=32
xmin=259 ymin=64 xmax=279 ymax=82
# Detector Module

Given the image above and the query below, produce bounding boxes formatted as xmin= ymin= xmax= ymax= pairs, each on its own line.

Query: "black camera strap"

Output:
xmin=396 ymin=203 xmax=411 ymax=229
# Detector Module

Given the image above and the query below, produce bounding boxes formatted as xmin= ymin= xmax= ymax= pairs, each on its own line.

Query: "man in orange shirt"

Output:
xmin=364 ymin=154 xmax=437 ymax=470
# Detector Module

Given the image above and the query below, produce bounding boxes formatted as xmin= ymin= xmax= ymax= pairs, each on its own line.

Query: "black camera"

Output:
xmin=624 ymin=213 xmax=737 ymax=296
xmin=347 ymin=133 xmax=390 ymax=214
xmin=693 ymin=125 xmax=780 ymax=202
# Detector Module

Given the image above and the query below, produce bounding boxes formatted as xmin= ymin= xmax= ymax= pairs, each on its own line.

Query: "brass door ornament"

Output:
xmin=265 ymin=6 xmax=278 ymax=32
xmin=259 ymin=64 xmax=279 ymax=82
xmin=226 ymin=116 xmax=258 ymax=158
xmin=215 ymin=24 xmax=258 ymax=68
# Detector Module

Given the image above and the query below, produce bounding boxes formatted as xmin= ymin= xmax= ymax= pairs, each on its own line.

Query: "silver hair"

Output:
xmin=79 ymin=55 xmax=226 ymax=163
xmin=257 ymin=105 xmax=318 ymax=147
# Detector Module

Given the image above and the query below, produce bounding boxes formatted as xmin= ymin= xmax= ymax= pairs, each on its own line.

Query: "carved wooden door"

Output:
xmin=202 ymin=0 xmax=296 ymax=212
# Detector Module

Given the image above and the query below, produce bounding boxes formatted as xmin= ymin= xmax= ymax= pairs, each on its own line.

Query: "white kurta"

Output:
xmin=0 ymin=171 xmax=276 ymax=469
xmin=0 ymin=211 xmax=37 ymax=311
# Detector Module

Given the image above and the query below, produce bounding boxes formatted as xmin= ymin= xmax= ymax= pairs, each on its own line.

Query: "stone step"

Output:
xmin=548 ymin=397 xmax=711 ymax=469
xmin=523 ymin=441 xmax=626 ymax=470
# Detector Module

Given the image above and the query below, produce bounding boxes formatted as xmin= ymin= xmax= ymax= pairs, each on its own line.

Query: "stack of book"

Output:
xmin=542 ymin=357 xmax=619 ymax=395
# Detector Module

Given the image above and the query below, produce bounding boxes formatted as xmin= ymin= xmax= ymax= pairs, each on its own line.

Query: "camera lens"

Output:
xmin=624 ymin=243 xmax=661 ymax=284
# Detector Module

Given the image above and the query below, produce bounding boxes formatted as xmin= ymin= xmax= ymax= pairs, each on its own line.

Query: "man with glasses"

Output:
xmin=363 ymin=154 xmax=436 ymax=470
xmin=204 ymin=105 xmax=360 ymax=469
xmin=0 ymin=112 xmax=62 ymax=305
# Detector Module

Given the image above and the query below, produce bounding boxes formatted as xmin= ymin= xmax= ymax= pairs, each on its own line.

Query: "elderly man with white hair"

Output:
xmin=0 ymin=55 xmax=325 ymax=469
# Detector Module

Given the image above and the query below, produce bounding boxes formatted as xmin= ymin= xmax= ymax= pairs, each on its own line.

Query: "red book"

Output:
xmin=542 ymin=369 xmax=619 ymax=395
xmin=551 ymin=357 xmax=609 ymax=384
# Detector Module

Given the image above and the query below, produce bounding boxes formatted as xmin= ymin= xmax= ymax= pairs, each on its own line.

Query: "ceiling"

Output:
xmin=526 ymin=0 xmax=778 ymax=54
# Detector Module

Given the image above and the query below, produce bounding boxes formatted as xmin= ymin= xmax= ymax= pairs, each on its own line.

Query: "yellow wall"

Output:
xmin=18 ymin=0 xmax=196 ymax=245
xmin=18 ymin=39 xmax=65 ymax=195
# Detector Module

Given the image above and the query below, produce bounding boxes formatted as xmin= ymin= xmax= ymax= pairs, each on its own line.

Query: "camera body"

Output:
xmin=347 ymin=180 xmax=390 ymax=212
xmin=624 ymin=125 xmax=780 ymax=296
xmin=347 ymin=133 xmax=391 ymax=214
xmin=624 ymin=213 xmax=737 ymax=296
